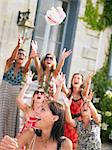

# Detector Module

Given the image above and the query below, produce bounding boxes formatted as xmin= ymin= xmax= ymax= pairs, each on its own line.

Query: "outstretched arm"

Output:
xmin=86 ymin=91 xmax=101 ymax=124
xmin=23 ymin=42 xmax=39 ymax=73
xmin=63 ymin=93 xmax=76 ymax=127
xmin=31 ymin=40 xmax=43 ymax=79
xmin=53 ymin=72 xmax=65 ymax=101
xmin=16 ymin=72 xmax=33 ymax=112
xmin=82 ymin=72 xmax=93 ymax=99
xmin=4 ymin=35 xmax=25 ymax=73
xmin=53 ymin=48 xmax=72 ymax=78
xmin=88 ymin=101 xmax=101 ymax=124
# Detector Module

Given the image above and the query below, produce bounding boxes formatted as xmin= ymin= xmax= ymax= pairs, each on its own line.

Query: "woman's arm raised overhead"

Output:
xmin=82 ymin=72 xmax=93 ymax=99
xmin=31 ymin=40 xmax=43 ymax=79
xmin=4 ymin=35 xmax=25 ymax=73
xmin=63 ymin=93 xmax=76 ymax=128
xmin=86 ymin=91 xmax=101 ymax=124
xmin=53 ymin=48 xmax=72 ymax=78
xmin=16 ymin=71 xmax=34 ymax=112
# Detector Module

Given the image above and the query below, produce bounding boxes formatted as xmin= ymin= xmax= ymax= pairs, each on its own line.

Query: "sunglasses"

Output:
xmin=34 ymin=90 xmax=44 ymax=95
xmin=45 ymin=56 xmax=53 ymax=60
xmin=18 ymin=52 xmax=26 ymax=56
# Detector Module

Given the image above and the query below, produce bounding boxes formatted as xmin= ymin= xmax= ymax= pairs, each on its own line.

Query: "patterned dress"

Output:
xmin=39 ymin=72 xmax=56 ymax=99
xmin=64 ymin=94 xmax=84 ymax=150
xmin=0 ymin=61 xmax=23 ymax=140
xmin=75 ymin=119 xmax=101 ymax=150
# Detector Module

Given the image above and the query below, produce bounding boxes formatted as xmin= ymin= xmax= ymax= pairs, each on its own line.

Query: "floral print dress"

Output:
xmin=75 ymin=119 xmax=101 ymax=150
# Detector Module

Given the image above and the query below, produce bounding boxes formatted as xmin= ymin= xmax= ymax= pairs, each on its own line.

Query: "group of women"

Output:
xmin=0 ymin=36 xmax=101 ymax=150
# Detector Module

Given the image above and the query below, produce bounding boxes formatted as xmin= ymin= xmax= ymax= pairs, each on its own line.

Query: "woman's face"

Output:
xmin=72 ymin=74 xmax=83 ymax=88
xmin=34 ymin=102 xmax=58 ymax=129
xmin=44 ymin=54 xmax=54 ymax=68
xmin=81 ymin=103 xmax=91 ymax=119
xmin=33 ymin=88 xmax=45 ymax=107
xmin=16 ymin=50 xmax=26 ymax=64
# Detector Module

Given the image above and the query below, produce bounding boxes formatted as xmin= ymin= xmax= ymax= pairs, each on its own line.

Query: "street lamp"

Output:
xmin=17 ymin=9 xmax=34 ymax=40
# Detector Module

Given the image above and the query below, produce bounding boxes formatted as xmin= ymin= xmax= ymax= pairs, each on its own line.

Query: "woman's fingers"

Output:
xmin=0 ymin=136 xmax=18 ymax=150
xmin=31 ymin=40 xmax=38 ymax=51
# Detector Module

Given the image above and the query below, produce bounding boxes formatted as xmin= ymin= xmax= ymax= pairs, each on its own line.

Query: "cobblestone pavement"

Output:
xmin=102 ymin=143 xmax=112 ymax=150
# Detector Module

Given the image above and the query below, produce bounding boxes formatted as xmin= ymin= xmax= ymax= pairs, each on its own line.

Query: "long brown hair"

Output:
xmin=68 ymin=73 xmax=84 ymax=98
xmin=48 ymin=101 xmax=64 ymax=143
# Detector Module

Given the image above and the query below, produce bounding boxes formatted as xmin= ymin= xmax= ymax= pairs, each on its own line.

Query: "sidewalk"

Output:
xmin=102 ymin=143 xmax=112 ymax=150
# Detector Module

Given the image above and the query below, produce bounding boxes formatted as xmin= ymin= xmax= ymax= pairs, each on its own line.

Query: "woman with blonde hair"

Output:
xmin=16 ymin=72 xmax=45 ymax=133
xmin=31 ymin=41 xmax=72 ymax=98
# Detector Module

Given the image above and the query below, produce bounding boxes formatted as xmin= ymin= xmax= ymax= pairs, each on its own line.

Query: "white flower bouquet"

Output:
xmin=45 ymin=7 xmax=66 ymax=26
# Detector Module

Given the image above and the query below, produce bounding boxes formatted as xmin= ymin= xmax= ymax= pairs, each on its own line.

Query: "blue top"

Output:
xmin=3 ymin=62 xmax=23 ymax=85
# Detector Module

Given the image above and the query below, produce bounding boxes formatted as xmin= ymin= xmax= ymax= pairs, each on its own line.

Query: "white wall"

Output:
xmin=0 ymin=0 xmax=37 ymax=83
xmin=68 ymin=0 xmax=110 ymax=85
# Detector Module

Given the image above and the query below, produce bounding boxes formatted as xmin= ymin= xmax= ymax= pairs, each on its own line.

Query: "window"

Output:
xmin=33 ymin=0 xmax=80 ymax=82
xmin=33 ymin=0 xmax=69 ymax=59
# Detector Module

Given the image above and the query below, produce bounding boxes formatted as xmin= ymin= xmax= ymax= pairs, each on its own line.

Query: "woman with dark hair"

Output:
xmin=31 ymin=40 xmax=72 ymax=98
xmin=63 ymin=73 xmax=93 ymax=149
xmin=0 ymin=36 xmax=35 ymax=140
xmin=64 ymin=92 xmax=101 ymax=150
xmin=0 ymin=100 xmax=72 ymax=150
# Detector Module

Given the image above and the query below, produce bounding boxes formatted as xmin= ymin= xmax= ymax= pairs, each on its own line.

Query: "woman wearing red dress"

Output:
xmin=64 ymin=73 xmax=92 ymax=150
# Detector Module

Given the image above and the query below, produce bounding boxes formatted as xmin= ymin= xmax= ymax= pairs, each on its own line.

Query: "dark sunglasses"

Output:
xmin=18 ymin=52 xmax=26 ymax=56
xmin=34 ymin=90 xmax=44 ymax=95
xmin=45 ymin=56 xmax=53 ymax=60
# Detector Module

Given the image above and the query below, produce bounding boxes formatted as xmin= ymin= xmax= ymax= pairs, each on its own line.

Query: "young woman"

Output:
xmin=0 ymin=100 xmax=72 ymax=150
xmin=63 ymin=73 xmax=93 ymax=149
xmin=31 ymin=40 xmax=72 ymax=98
xmin=0 ymin=36 xmax=35 ymax=140
xmin=64 ymin=92 xmax=101 ymax=150
xmin=16 ymin=72 xmax=45 ymax=133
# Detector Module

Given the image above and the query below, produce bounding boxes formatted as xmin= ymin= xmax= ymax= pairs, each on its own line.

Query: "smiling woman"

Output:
xmin=31 ymin=40 xmax=72 ymax=99
xmin=0 ymin=101 xmax=72 ymax=150
xmin=0 ymin=36 xmax=36 ymax=140
xmin=64 ymin=92 xmax=101 ymax=150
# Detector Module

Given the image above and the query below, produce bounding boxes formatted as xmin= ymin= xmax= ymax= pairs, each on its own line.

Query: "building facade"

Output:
xmin=0 ymin=0 xmax=111 ymax=85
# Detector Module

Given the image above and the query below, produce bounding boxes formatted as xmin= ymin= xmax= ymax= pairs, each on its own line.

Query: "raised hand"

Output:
xmin=62 ymin=93 xmax=72 ymax=108
xmin=31 ymin=40 xmax=38 ymax=52
xmin=55 ymin=72 xmax=65 ymax=87
xmin=18 ymin=34 xmax=25 ymax=47
xmin=86 ymin=72 xmax=94 ymax=85
xmin=61 ymin=48 xmax=72 ymax=60
xmin=25 ymin=71 xmax=34 ymax=85
xmin=86 ymin=90 xmax=93 ymax=103
xmin=30 ymin=40 xmax=38 ymax=58
xmin=0 ymin=135 xmax=19 ymax=150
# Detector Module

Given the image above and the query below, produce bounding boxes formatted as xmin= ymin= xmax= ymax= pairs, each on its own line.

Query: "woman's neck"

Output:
xmin=36 ymin=127 xmax=53 ymax=144
xmin=45 ymin=67 xmax=51 ymax=73
xmin=15 ymin=62 xmax=21 ymax=68
xmin=72 ymin=87 xmax=80 ymax=97
xmin=82 ymin=117 xmax=90 ymax=128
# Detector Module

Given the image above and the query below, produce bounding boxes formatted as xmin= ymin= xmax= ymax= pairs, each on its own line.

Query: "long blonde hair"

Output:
xmin=41 ymin=53 xmax=57 ymax=71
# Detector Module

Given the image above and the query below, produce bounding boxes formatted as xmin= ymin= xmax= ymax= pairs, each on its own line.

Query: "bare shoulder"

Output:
xmin=61 ymin=136 xmax=72 ymax=150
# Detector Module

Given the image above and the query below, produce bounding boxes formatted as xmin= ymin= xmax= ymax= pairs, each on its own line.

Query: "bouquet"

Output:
xmin=45 ymin=6 xmax=66 ymax=26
